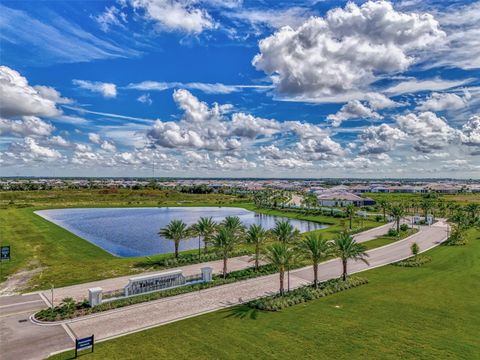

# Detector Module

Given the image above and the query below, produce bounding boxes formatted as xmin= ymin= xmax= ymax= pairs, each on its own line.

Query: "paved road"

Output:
xmin=0 ymin=294 xmax=73 ymax=360
xmin=63 ymin=221 xmax=448 ymax=344
xmin=41 ymin=221 xmax=398 ymax=305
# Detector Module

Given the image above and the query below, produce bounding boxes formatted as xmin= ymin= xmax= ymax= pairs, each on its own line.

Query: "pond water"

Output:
xmin=35 ymin=207 xmax=328 ymax=257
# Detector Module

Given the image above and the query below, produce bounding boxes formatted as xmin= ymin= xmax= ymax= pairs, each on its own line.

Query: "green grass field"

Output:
xmin=50 ymin=229 xmax=480 ymax=360
xmin=0 ymin=189 xmax=378 ymax=291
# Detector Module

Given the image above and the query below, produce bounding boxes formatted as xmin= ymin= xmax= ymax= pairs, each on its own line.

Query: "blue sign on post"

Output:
xmin=75 ymin=335 xmax=94 ymax=357
xmin=0 ymin=246 xmax=10 ymax=261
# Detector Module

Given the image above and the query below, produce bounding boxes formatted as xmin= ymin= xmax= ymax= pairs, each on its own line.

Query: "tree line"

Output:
xmin=159 ymin=217 xmax=369 ymax=295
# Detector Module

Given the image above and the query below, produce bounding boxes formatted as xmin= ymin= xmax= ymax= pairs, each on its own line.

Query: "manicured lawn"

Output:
xmin=51 ymin=229 xmax=480 ymax=360
xmin=0 ymin=189 xmax=380 ymax=291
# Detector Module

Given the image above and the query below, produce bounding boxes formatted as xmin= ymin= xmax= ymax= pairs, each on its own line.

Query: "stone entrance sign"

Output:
xmin=124 ymin=270 xmax=186 ymax=296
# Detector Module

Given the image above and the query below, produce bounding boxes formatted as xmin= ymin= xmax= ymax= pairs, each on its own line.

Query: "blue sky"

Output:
xmin=1 ymin=0 xmax=479 ymax=178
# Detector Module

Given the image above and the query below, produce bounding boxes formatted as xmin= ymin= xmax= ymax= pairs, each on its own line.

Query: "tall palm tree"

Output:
xmin=245 ymin=224 xmax=268 ymax=270
xmin=262 ymin=243 xmax=296 ymax=295
xmin=378 ymin=199 xmax=389 ymax=222
xmin=191 ymin=217 xmax=217 ymax=256
xmin=334 ymin=232 xmax=369 ymax=281
xmin=345 ymin=204 xmax=355 ymax=230
xmin=389 ymin=204 xmax=405 ymax=232
xmin=159 ymin=220 xmax=190 ymax=259
xmin=211 ymin=227 xmax=240 ymax=278
xmin=420 ymin=198 xmax=433 ymax=222
xmin=297 ymin=233 xmax=332 ymax=288
xmin=271 ymin=220 xmax=300 ymax=243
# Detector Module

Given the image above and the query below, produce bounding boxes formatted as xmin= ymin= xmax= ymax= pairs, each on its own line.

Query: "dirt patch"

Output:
xmin=0 ymin=261 xmax=43 ymax=295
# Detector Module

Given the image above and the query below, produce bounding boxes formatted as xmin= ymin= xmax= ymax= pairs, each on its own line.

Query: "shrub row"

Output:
xmin=392 ymin=255 xmax=432 ymax=267
xmin=248 ymin=276 xmax=368 ymax=312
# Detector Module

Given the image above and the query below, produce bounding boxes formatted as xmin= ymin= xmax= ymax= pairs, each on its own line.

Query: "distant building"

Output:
xmin=317 ymin=192 xmax=375 ymax=207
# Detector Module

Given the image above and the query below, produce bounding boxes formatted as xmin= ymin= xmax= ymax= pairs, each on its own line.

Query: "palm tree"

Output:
xmin=389 ymin=204 xmax=405 ymax=233
xmin=334 ymin=232 xmax=369 ymax=281
xmin=262 ymin=243 xmax=296 ymax=295
xmin=378 ymin=199 xmax=389 ymax=222
xmin=222 ymin=216 xmax=245 ymax=237
xmin=191 ymin=217 xmax=217 ymax=256
xmin=245 ymin=224 xmax=268 ymax=270
xmin=420 ymin=198 xmax=433 ymax=222
xmin=211 ymin=227 xmax=240 ymax=278
xmin=345 ymin=204 xmax=355 ymax=230
xmin=159 ymin=220 xmax=190 ymax=259
xmin=297 ymin=233 xmax=332 ymax=288
xmin=271 ymin=220 xmax=300 ymax=243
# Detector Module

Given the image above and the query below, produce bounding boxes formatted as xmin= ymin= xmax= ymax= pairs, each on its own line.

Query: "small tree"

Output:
xmin=378 ymin=199 xmax=389 ymax=222
xmin=411 ymin=242 xmax=420 ymax=257
xmin=191 ymin=217 xmax=217 ymax=256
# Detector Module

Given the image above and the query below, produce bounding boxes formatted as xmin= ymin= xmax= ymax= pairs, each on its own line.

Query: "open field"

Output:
xmin=0 ymin=190 xmax=379 ymax=291
xmin=50 ymin=229 xmax=480 ymax=360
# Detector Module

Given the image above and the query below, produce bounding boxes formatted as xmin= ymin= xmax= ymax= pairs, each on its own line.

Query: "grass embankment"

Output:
xmin=0 ymin=189 xmax=379 ymax=291
xmin=50 ymin=229 xmax=480 ymax=360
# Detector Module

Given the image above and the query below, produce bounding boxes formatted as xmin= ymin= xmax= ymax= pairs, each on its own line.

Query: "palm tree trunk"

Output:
xmin=349 ymin=216 xmax=352 ymax=229
xmin=279 ymin=270 xmax=284 ymax=296
xmin=383 ymin=208 xmax=386 ymax=221
xmin=397 ymin=219 xmax=400 ymax=232
xmin=204 ymin=238 xmax=208 ymax=254
xmin=313 ymin=263 xmax=318 ymax=288
xmin=342 ymin=259 xmax=347 ymax=281
xmin=175 ymin=240 xmax=179 ymax=259
xmin=255 ymin=244 xmax=259 ymax=271
xmin=223 ymin=254 xmax=228 ymax=278
xmin=198 ymin=236 xmax=201 ymax=258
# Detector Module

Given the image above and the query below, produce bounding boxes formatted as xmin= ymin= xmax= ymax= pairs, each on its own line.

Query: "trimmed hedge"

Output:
xmin=392 ymin=255 xmax=432 ymax=267
xmin=248 ymin=276 xmax=368 ymax=312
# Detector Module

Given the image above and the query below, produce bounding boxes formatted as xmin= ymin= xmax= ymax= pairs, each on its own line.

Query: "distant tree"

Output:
xmin=389 ymin=204 xmax=405 ymax=233
xmin=345 ymin=204 xmax=356 ymax=230
xmin=378 ymin=199 xmax=389 ymax=222
xmin=159 ymin=220 xmax=190 ymax=259
xmin=334 ymin=232 xmax=369 ymax=281
xmin=464 ymin=203 xmax=479 ymax=223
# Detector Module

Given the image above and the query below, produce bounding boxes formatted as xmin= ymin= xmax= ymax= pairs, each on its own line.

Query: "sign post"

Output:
xmin=0 ymin=246 xmax=10 ymax=261
xmin=75 ymin=335 xmax=94 ymax=358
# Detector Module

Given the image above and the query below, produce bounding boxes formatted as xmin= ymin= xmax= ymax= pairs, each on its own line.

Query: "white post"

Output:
xmin=88 ymin=287 xmax=103 ymax=307
xmin=201 ymin=267 xmax=213 ymax=282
